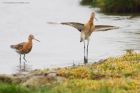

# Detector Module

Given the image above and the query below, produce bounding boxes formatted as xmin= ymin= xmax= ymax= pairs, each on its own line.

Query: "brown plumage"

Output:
xmin=80 ymin=12 xmax=95 ymax=42
xmin=11 ymin=34 xmax=40 ymax=70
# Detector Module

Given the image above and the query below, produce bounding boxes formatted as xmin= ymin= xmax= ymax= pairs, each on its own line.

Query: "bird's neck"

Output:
xmin=88 ymin=16 xmax=94 ymax=25
xmin=28 ymin=39 xmax=33 ymax=44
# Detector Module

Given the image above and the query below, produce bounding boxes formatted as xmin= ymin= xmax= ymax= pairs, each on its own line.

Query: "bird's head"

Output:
xmin=28 ymin=34 xmax=40 ymax=42
xmin=91 ymin=12 xmax=95 ymax=18
xmin=91 ymin=12 xmax=98 ymax=21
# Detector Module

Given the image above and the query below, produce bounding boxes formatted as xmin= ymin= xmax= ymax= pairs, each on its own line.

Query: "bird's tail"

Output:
xmin=10 ymin=45 xmax=16 ymax=49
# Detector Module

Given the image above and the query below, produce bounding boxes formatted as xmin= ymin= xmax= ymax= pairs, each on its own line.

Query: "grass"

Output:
xmin=0 ymin=50 xmax=140 ymax=93
xmin=80 ymin=0 xmax=140 ymax=14
xmin=0 ymin=82 xmax=30 ymax=93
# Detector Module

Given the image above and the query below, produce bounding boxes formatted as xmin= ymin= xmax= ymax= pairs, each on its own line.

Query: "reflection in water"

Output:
xmin=0 ymin=0 xmax=140 ymax=74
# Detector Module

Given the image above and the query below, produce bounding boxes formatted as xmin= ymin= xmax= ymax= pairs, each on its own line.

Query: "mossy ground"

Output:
xmin=0 ymin=50 xmax=140 ymax=93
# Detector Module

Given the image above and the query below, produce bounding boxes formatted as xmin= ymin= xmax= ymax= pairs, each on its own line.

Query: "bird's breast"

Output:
xmin=18 ymin=43 xmax=32 ymax=54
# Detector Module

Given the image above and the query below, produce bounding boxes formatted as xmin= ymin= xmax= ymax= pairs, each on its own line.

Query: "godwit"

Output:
xmin=11 ymin=34 xmax=40 ymax=70
xmin=63 ymin=12 xmax=96 ymax=64
xmin=78 ymin=12 xmax=95 ymax=64
xmin=48 ymin=12 xmax=118 ymax=64
xmin=53 ymin=12 xmax=96 ymax=64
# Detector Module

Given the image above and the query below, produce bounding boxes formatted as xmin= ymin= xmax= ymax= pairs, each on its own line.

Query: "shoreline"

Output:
xmin=0 ymin=50 xmax=140 ymax=92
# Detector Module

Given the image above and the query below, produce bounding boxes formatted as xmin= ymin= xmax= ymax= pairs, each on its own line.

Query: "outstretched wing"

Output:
xmin=60 ymin=22 xmax=118 ymax=32
xmin=95 ymin=25 xmax=119 ymax=31
xmin=61 ymin=22 xmax=84 ymax=32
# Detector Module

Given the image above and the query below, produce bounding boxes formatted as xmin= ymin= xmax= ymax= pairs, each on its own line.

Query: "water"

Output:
xmin=0 ymin=0 xmax=140 ymax=74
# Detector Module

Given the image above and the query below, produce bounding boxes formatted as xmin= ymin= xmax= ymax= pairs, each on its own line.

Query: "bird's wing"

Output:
xmin=61 ymin=22 xmax=84 ymax=32
xmin=60 ymin=22 xmax=118 ymax=32
xmin=95 ymin=25 xmax=119 ymax=31
xmin=11 ymin=42 xmax=25 ymax=50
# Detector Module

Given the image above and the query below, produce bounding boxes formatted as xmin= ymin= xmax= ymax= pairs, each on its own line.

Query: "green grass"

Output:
xmin=0 ymin=82 xmax=30 ymax=93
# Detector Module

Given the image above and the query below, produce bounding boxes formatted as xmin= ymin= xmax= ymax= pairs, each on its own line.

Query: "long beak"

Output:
xmin=95 ymin=17 xmax=98 ymax=21
xmin=34 ymin=38 xmax=40 ymax=42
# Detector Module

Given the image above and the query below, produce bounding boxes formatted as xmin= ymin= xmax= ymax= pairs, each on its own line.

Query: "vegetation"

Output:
xmin=80 ymin=0 xmax=140 ymax=13
xmin=0 ymin=82 xmax=30 ymax=93
xmin=0 ymin=50 xmax=140 ymax=93
xmin=80 ymin=0 xmax=93 ymax=5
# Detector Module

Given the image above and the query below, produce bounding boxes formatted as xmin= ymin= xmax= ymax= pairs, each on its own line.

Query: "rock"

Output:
xmin=22 ymin=72 xmax=66 ymax=88
xmin=44 ymin=72 xmax=57 ymax=80
xmin=0 ymin=75 xmax=13 ymax=83
xmin=22 ymin=75 xmax=49 ymax=87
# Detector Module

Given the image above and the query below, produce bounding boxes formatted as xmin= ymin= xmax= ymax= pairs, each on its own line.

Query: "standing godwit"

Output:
xmin=63 ymin=12 xmax=95 ymax=64
xmin=80 ymin=12 xmax=95 ymax=64
xmin=48 ymin=12 xmax=118 ymax=64
xmin=11 ymin=34 xmax=40 ymax=70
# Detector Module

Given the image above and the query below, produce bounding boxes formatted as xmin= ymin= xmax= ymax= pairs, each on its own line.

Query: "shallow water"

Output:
xmin=0 ymin=0 xmax=140 ymax=74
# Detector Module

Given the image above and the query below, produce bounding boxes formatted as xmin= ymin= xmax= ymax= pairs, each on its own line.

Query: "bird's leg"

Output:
xmin=84 ymin=40 xmax=87 ymax=64
xmin=23 ymin=54 xmax=27 ymax=62
xmin=86 ymin=39 xmax=90 ymax=64
xmin=23 ymin=61 xmax=26 ymax=71
xmin=19 ymin=54 xmax=21 ymax=70
xmin=23 ymin=54 xmax=27 ymax=71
